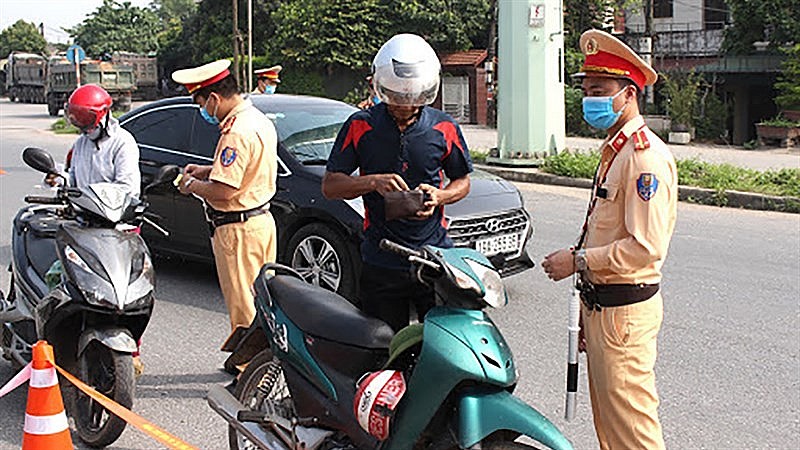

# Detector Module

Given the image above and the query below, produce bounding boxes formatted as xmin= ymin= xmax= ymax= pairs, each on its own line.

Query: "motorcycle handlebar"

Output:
xmin=379 ymin=239 xmax=424 ymax=259
xmin=24 ymin=195 xmax=63 ymax=205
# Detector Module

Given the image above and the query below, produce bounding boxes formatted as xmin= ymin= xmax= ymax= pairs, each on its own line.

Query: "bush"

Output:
xmin=540 ymin=150 xmax=600 ymax=179
xmin=540 ymin=152 xmax=800 ymax=198
xmin=663 ymin=71 xmax=701 ymax=130
xmin=695 ymin=89 xmax=730 ymax=141
xmin=775 ymin=44 xmax=800 ymax=111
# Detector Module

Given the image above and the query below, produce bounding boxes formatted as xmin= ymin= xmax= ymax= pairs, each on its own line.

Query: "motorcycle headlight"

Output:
xmin=447 ymin=262 xmax=483 ymax=295
xmin=126 ymin=252 xmax=154 ymax=307
xmin=464 ymin=259 xmax=507 ymax=308
xmin=63 ymin=245 xmax=118 ymax=308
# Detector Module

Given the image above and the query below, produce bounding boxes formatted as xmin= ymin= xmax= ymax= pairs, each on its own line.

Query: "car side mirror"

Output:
xmin=22 ymin=147 xmax=57 ymax=175
xmin=145 ymin=165 xmax=180 ymax=193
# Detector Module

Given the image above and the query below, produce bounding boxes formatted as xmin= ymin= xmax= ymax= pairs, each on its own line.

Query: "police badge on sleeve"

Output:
xmin=637 ymin=173 xmax=658 ymax=201
xmin=220 ymin=146 xmax=237 ymax=167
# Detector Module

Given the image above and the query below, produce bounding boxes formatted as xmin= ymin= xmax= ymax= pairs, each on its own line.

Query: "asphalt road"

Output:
xmin=1 ymin=99 xmax=799 ymax=449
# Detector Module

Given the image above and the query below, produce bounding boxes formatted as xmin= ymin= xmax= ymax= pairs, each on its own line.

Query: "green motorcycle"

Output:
xmin=208 ymin=239 xmax=573 ymax=450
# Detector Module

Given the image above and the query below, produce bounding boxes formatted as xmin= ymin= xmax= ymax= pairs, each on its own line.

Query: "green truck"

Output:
xmin=46 ymin=55 xmax=136 ymax=116
xmin=5 ymin=52 xmax=47 ymax=103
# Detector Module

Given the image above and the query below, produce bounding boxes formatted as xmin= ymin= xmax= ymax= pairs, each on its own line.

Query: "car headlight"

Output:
xmin=464 ymin=258 xmax=507 ymax=308
xmin=63 ymin=245 xmax=118 ymax=309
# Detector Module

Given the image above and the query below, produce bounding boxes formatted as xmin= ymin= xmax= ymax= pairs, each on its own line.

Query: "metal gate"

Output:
xmin=442 ymin=76 xmax=470 ymax=123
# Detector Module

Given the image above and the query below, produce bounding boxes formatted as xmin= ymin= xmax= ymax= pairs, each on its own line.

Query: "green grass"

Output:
xmin=540 ymin=150 xmax=800 ymax=198
xmin=51 ymin=118 xmax=79 ymax=134
xmin=51 ymin=110 xmax=126 ymax=135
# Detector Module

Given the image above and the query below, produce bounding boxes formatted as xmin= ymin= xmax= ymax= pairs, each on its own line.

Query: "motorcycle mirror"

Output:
xmin=22 ymin=147 xmax=57 ymax=175
xmin=145 ymin=165 xmax=180 ymax=192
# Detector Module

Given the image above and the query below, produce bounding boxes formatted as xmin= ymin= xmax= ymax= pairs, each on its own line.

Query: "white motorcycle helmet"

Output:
xmin=372 ymin=34 xmax=441 ymax=106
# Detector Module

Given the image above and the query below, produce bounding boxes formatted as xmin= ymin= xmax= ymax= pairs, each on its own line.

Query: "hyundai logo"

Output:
xmin=485 ymin=218 xmax=502 ymax=233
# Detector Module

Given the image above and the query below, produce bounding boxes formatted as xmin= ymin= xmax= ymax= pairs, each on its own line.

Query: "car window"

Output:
xmin=124 ymin=106 xmax=193 ymax=151
xmin=264 ymin=103 xmax=355 ymax=165
xmin=189 ymin=109 xmax=220 ymax=158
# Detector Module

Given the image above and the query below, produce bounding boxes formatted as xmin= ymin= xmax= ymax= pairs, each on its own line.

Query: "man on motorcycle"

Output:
xmin=44 ymin=84 xmax=144 ymax=375
xmin=45 ymin=84 xmax=140 ymax=196
xmin=322 ymin=34 xmax=473 ymax=332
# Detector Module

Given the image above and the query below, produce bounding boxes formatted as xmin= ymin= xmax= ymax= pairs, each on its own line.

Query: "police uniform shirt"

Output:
xmin=327 ymin=103 xmax=473 ymax=269
xmin=584 ymin=115 xmax=678 ymax=285
xmin=69 ymin=116 xmax=141 ymax=197
xmin=207 ymin=98 xmax=278 ymax=212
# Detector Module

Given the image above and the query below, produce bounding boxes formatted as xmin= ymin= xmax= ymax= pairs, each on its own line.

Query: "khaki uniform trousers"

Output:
xmin=583 ymin=291 xmax=665 ymax=450
xmin=211 ymin=213 xmax=276 ymax=334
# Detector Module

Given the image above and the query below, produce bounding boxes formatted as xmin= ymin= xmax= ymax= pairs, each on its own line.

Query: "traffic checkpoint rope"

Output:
xmin=0 ymin=342 xmax=198 ymax=450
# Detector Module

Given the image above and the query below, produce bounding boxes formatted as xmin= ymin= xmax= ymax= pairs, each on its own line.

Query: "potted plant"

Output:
xmin=662 ymin=71 xmax=700 ymax=144
xmin=755 ymin=115 xmax=800 ymax=148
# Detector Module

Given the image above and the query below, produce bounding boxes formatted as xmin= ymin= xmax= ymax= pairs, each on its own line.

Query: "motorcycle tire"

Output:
xmin=482 ymin=440 xmax=541 ymax=450
xmin=70 ymin=342 xmax=135 ymax=448
xmin=229 ymin=349 xmax=296 ymax=450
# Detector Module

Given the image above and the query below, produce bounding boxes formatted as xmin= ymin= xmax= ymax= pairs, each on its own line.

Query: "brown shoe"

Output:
xmin=133 ymin=356 xmax=144 ymax=378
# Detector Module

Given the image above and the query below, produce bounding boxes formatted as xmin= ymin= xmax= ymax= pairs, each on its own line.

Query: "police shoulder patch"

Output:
xmin=220 ymin=146 xmax=237 ymax=167
xmin=637 ymin=173 xmax=658 ymax=201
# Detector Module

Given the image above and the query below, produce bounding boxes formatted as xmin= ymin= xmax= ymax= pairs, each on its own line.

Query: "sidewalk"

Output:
xmin=460 ymin=125 xmax=800 ymax=171
xmin=460 ymin=125 xmax=800 ymax=214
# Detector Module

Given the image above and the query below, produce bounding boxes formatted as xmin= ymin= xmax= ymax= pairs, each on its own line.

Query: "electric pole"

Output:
xmin=232 ymin=0 xmax=240 ymax=88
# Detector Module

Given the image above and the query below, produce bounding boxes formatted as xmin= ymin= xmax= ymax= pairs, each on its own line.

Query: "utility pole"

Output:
xmin=642 ymin=0 xmax=655 ymax=107
xmin=232 ymin=0 xmax=240 ymax=88
xmin=488 ymin=0 xmax=565 ymax=166
xmin=247 ymin=0 xmax=253 ymax=93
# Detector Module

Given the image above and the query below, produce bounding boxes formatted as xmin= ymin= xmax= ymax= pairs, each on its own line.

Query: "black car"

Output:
xmin=120 ymin=94 xmax=533 ymax=300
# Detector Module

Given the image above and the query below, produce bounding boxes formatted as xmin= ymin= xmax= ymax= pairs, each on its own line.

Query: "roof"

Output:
xmin=439 ymin=49 xmax=488 ymax=67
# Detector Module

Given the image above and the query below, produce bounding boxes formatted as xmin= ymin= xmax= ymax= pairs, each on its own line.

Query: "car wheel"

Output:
xmin=287 ymin=223 xmax=358 ymax=301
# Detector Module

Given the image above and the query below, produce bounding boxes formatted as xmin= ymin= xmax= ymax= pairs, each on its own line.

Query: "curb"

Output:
xmin=476 ymin=165 xmax=800 ymax=214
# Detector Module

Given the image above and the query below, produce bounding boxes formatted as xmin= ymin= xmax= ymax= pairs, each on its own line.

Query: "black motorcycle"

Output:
xmin=0 ymin=147 xmax=177 ymax=448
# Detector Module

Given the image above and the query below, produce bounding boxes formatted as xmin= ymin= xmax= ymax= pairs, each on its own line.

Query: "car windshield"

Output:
xmin=261 ymin=100 xmax=355 ymax=165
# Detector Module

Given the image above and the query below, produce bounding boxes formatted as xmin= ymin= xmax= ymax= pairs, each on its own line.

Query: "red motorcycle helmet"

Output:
xmin=353 ymin=370 xmax=407 ymax=441
xmin=67 ymin=84 xmax=113 ymax=133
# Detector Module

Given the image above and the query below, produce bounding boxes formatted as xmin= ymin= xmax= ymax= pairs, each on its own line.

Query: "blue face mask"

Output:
xmin=372 ymin=95 xmax=381 ymax=105
xmin=200 ymin=96 xmax=219 ymax=126
xmin=264 ymin=85 xmax=276 ymax=95
xmin=582 ymin=88 xmax=628 ymax=130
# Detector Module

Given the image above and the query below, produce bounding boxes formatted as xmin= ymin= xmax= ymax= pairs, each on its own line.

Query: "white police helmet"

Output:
xmin=372 ymin=34 xmax=441 ymax=106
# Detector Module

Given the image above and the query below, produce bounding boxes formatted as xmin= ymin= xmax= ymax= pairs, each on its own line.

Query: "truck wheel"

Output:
xmin=47 ymin=101 xmax=59 ymax=116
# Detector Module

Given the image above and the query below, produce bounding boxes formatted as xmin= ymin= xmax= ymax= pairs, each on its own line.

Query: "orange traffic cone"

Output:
xmin=21 ymin=341 xmax=73 ymax=450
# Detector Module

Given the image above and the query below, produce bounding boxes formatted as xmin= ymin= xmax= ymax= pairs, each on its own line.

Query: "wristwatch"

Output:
xmin=573 ymin=248 xmax=588 ymax=272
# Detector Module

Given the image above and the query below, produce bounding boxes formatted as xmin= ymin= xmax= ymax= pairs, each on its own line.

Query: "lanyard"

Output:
xmin=575 ymin=148 xmax=619 ymax=250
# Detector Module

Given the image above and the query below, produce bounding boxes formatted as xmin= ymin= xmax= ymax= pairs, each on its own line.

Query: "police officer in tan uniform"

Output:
xmin=252 ymin=65 xmax=281 ymax=94
xmin=542 ymin=30 xmax=678 ymax=450
xmin=172 ymin=60 xmax=278 ymax=340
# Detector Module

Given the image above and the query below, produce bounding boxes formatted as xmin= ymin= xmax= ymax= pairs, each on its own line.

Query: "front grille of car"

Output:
xmin=448 ymin=208 xmax=530 ymax=260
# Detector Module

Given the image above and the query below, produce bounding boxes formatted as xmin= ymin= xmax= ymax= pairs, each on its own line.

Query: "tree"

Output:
xmin=67 ymin=0 xmax=161 ymax=56
xmin=723 ymin=0 xmax=800 ymax=55
xmin=0 ymin=20 xmax=47 ymax=57
xmin=774 ymin=44 xmax=800 ymax=111
xmin=270 ymin=0 xmax=390 ymax=73
xmin=383 ymin=0 xmax=492 ymax=53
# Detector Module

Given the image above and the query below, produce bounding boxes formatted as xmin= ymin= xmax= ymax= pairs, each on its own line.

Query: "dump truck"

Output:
xmin=5 ymin=52 xmax=47 ymax=103
xmin=112 ymin=51 xmax=158 ymax=100
xmin=46 ymin=55 xmax=136 ymax=116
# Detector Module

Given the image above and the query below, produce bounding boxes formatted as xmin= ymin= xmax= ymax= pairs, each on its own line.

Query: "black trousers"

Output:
xmin=359 ymin=263 xmax=435 ymax=332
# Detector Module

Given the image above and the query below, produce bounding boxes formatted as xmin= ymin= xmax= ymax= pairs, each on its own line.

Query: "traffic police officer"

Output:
xmin=172 ymin=60 xmax=278 ymax=340
xmin=542 ymin=30 xmax=678 ymax=450
xmin=252 ymin=65 xmax=281 ymax=94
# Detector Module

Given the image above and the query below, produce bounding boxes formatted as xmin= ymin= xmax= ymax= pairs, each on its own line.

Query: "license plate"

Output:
xmin=475 ymin=233 xmax=520 ymax=257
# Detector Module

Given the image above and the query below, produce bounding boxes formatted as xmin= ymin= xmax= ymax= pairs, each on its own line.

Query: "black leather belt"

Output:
xmin=579 ymin=281 xmax=659 ymax=311
xmin=205 ymin=203 xmax=269 ymax=235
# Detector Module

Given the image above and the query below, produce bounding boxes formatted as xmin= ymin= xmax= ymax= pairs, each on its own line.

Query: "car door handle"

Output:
xmin=140 ymin=160 xmax=160 ymax=167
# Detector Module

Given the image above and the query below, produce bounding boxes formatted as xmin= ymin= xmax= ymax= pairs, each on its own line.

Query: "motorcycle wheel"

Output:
xmin=71 ymin=341 xmax=134 ymax=448
xmin=229 ymin=349 xmax=296 ymax=450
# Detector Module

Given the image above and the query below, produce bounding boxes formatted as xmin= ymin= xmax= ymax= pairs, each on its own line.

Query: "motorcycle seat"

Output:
xmin=266 ymin=275 xmax=394 ymax=350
